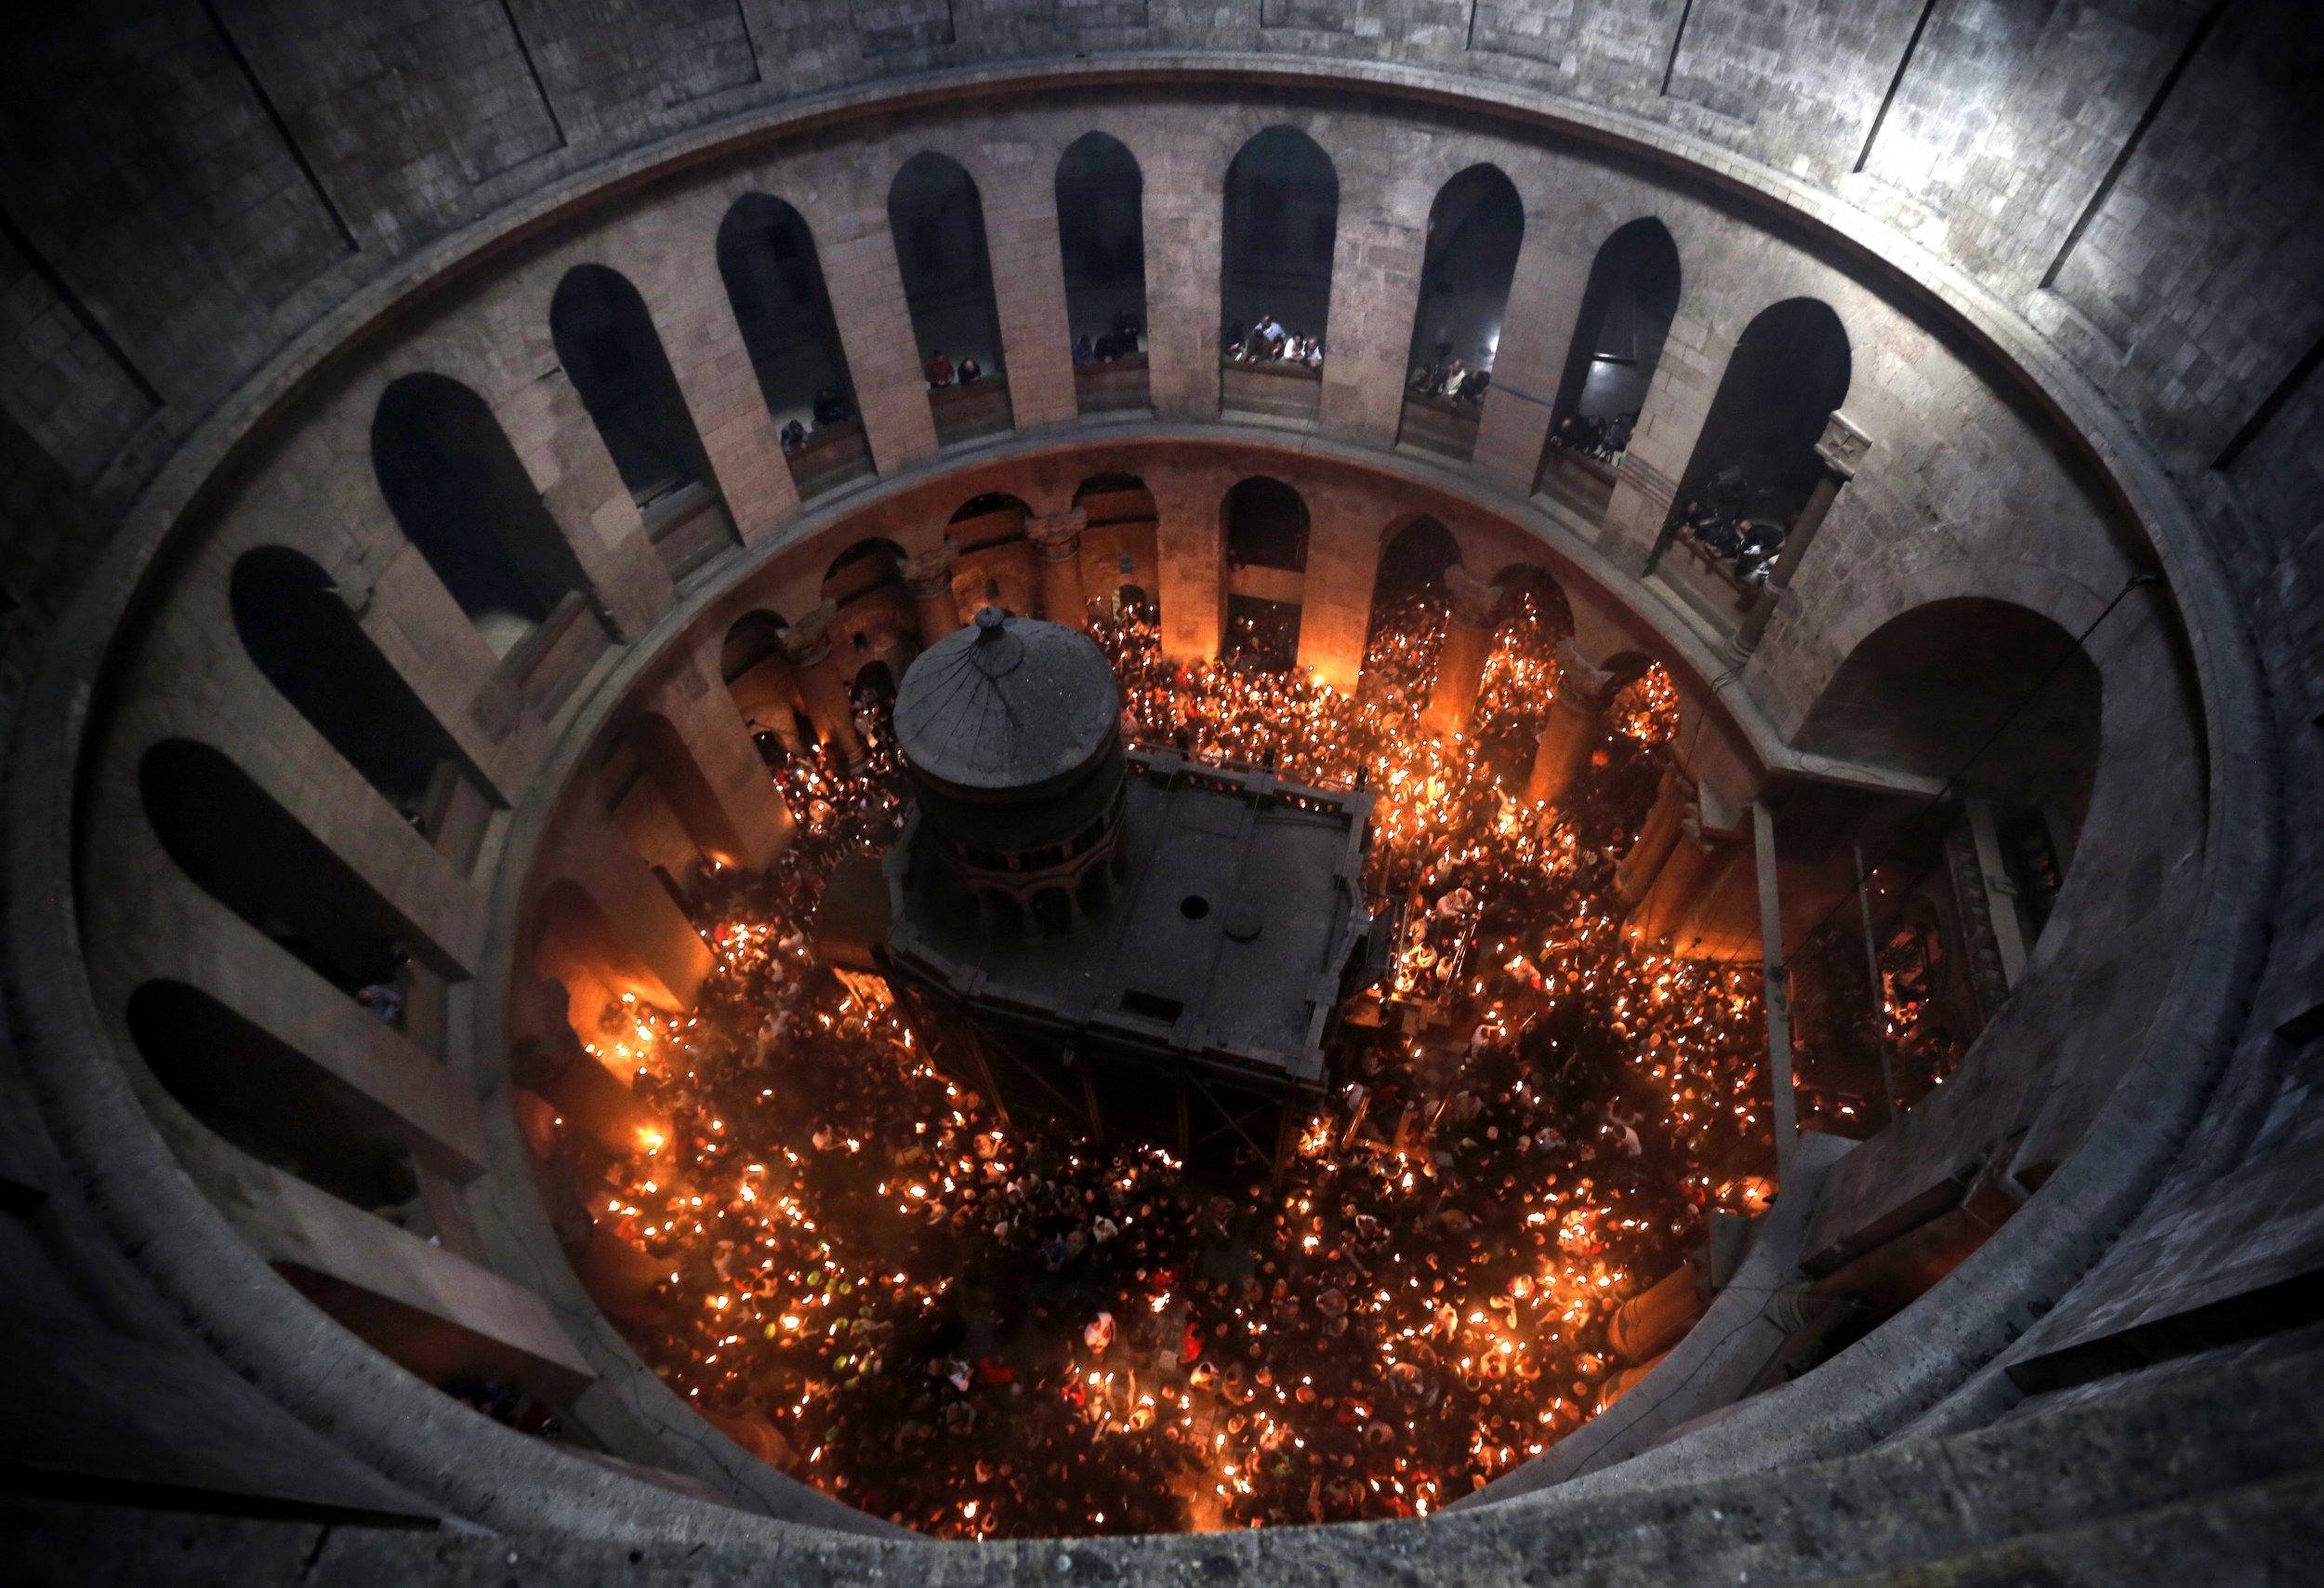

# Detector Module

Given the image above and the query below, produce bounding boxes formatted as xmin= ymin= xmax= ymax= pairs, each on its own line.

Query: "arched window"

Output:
xmin=1362 ymin=517 xmax=1463 ymax=706
xmin=230 ymin=547 xmax=480 ymax=834
xmin=889 ymin=152 xmax=1013 ymax=445
xmin=1656 ymin=298 xmax=1850 ymax=617
xmin=716 ymin=194 xmax=872 ymax=500
xmin=1221 ymin=476 xmax=1310 ymax=671
xmin=549 ymin=263 xmax=732 ymax=578
xmin=140 ymin=739 xmax=440 ymax=1005
xmin=1538 ymin=219 xmax=1683 ymax=513
xmin=1057 ymin=132 xmax=1149 ymax=414
xmin=1219 ymin=127 xmax=1338 ymax=422
xmin=371 ymin=374 xmax=596 ymax=662
xmin=1397 ymin=165 xmax=1525 ymax=462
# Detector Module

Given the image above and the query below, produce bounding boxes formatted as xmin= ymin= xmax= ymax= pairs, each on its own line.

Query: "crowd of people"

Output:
xmin=923 ymin=351 xmax=989 ymax=389
xmin=1073 ymin=311 xmax=1146 ymax=366
xmin=1223 ymin=312 xmax=1324 ymax=369
xmin=1405 ymin=329 xmax=1493 ymax=405
xmin=1670 ymin=468 xmax=1789 ymax=585
xmin=777 ymin=387 xmax=855 ymax=456
xmin=585 ymin=588 xmax=1788 ymax=1540
xmin=1546 ymin=411 xmax=1636 ymax=463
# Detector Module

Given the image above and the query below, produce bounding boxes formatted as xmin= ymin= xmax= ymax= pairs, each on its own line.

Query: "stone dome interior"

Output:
xmin=2 ymin=4 xmax=2319 ymax=1583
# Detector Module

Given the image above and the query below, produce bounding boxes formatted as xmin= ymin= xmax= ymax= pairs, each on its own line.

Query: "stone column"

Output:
xmin=1155 ymin=476 xmax=1224 ymax=663
xmin=1027 ymin=509 xmax=1089 ymax=623
xmin=902 ymin=540 xmax=963 ymax=644
xmin=781 ymin=603 xmax=865 ymax=766
xmin=1616 ymin=764 xmax=1693 ymax=909
xmin=1525 ymin=639 xmax=1622 ymax=806
xmin=651 ymin=654 xmax=794 ymax=869
xmin=1421 ymin=566 xmax=1504 ymax=738
xmin=1633 ymin=807 xmax=1723 ymax=944
xmin=1727 ymin=411 xmax=1872 ymax=663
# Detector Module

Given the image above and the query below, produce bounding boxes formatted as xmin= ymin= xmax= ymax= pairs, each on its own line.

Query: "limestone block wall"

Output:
xmin=13 ymin=44 xmax=2292 ymax=1544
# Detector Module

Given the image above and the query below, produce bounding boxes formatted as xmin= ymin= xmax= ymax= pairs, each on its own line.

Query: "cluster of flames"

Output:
xmin=580 ymin=589 xmax=1779 ymax=1540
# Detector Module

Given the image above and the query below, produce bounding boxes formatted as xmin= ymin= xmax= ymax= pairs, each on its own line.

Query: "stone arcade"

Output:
xmin=3 ymin=3 xmax=2319 ymax=1583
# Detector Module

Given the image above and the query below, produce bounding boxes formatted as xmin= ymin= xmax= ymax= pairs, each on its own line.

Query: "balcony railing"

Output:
xmin=1221 ymin=357 xmax=1321 ymax=424
xmin=785 ymin=418 xmax=876 ymax=501
xmin=1395 ymin=390 xmax=1481 ymax=462
xmin=930 ymin=377 xmax=1013 ymax=447
xmin=1075 ymin=351 xmax=1150 ymax=414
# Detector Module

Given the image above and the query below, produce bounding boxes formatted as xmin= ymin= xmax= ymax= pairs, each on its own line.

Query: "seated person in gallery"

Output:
xmin=923 ymin=350 xmax=954 ymax=387
xmin=956 ymin=355 xmax=983 ymax=385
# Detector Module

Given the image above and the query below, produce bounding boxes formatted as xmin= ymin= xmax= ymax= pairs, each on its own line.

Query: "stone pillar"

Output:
xmin=903 ymin=540 xmax=963 ymax=645
xmin=1471 ymin=229 xmax=1590 ymax=496
xmin=652 ymin=655 xmax=794 ymax=869
xmin=1525 ymin=639 xmax=1622 ymax=806
xmin=1728 ymin=411 xmax=1872 ymax=663
xmin=1027 ymin=509 xmax=1089 ymax=623
xmin=1633 ymin=808 xmax=1723 ymax=945
xmin=1155 ymin=477 xmax=1224 ymax=664
xmin=493 ymin=364 xmax=671 ymax=641
xmin=1616 ymin=764 xmax=1693 ymax=909
xmin=1600 ymin=308 xmax=1724 ymax=574
xmin=1421 ymin=566 xmax=1504 ymax=738
xmin=781 ymin=604 xmax=865 ymax=766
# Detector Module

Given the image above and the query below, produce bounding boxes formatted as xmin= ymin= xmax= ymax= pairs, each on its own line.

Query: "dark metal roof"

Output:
xmin=885 ymin=751 xmax=1379 ymax=1083
xmin=894 ymin=607 xmax=1120 ymax=792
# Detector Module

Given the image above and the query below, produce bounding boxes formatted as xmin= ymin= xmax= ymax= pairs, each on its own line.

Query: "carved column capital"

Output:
xmin=1553 ymin=637 xmax=1623 ymax=714
xmin=1814 ymin=409 xmax=1873 ymax=481
xmin=1027 ymin=509 xmax=1089 ymax=562
xmin=901 ymin=539 xmax=960 ymax=599
xmin=781 ymin=602 xmax=838 ymax=668
xmin=1445 ymin=563 xmax=1504 ymax=631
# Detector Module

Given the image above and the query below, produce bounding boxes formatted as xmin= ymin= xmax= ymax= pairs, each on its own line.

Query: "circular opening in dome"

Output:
xmin=1179 ymin=894 xmax=1211 ymax=920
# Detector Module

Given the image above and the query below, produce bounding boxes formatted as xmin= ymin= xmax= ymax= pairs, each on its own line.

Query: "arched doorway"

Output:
xmin=1221 ymin=476 xmax=1309 ymax=671
xmin=549 ymin=263 xmax=731 ymax=578
xmin=1655 ymin=298 xmax=1850 ymax=626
